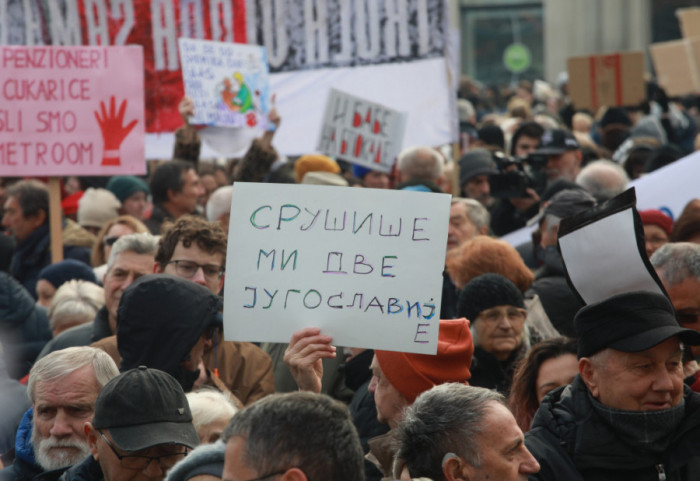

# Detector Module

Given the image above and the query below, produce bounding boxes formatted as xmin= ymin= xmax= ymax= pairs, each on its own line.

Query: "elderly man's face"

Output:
xmin=582 ymin=337 xmax=684 ymax=411
xmin=447 ymin=203 xmax=479 ymax=252
xmin=462 ymin=175 xmax=491 ymax=207
xmin=88 ymin=427 xmax=187 ymax=481
xmin=665 ymin=278 xmax=700 ymax=356
xmin=462 ymin=402 xmax=540 ymax=481
xmin=545 ymin=151 xmax=581 ymax=182
xmin=32 ymin=365 xmax=99 ymax=470
xmin=368 ymin=356 xmax=409 ymax=428
xmin=104 ymin=251 xmax=155 ymax=333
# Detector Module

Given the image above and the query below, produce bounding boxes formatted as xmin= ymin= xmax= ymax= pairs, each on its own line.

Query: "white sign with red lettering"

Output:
xmin=317 ymin=89 xmax=407 ymax=173
xmin=0 ymin=46 xmax=145 ymax=176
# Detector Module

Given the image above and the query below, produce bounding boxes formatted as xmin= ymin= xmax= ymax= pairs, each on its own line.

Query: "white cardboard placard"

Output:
xmin=316 ymin=88 xmax=407 ymax=174
xmin=223 ymin=183 xmax=451 ymax=354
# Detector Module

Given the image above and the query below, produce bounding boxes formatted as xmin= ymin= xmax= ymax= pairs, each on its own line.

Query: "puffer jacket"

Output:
xmin=0 ymin=273 xmax=51 ymax=379
xmin=526 ymin=376 xmax=700 ymax=481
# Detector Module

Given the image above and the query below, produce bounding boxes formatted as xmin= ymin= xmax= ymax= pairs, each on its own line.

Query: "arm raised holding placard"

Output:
xmin=283 ymin=327 xmax=336 ymax=394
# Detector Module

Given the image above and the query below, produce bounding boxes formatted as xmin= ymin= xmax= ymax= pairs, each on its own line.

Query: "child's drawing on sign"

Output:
xmin=180 ymin=38 xmax=271 ymax=129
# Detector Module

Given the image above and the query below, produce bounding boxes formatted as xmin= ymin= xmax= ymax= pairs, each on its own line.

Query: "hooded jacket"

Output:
xmin=525 ymin=376 xmax=700 ymax=481
xmin=0 ymin=273 xmax=52 ymax=379
xmin=116 ymin=274 xmax=222 ymax=391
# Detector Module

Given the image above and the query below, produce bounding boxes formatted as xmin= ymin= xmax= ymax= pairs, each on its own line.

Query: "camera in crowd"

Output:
xmin=489 ymin=151 xmax=548 ymax=199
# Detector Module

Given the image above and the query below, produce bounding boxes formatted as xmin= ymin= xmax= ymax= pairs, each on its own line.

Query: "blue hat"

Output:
xmin=38 ymin=259 xmax=97 ymax=289
xmin=352 ymin=164 xmax=371 ymax=179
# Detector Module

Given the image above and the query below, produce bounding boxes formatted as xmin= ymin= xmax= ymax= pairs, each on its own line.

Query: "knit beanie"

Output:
xmin=457 ymin=273 xmax=525 ymax=322
xmin=38 ymin=259 xmax=97 ymax=289
xmin=294 ymin=155 xmax=340 ymax=183
xmin=374 ymin=318 xmax=474 ymax=403
xmin=106 ymin=176 xmax=150 ymax=203
xmin=639 ymin=209 xmax=673 ymax=237
xmin=77 ymin=188 xmax=121 ymax=229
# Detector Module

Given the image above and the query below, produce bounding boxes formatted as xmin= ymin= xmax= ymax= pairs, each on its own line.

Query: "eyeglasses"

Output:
xmin=166 ymin=260 xmax=224 ymax=281
xmin=103 ymin=236 xmax=120 ymax=247
xmin=99 ymin=431 xmax=188 ymax=470
xmin=478 ymin=307 xmax=527 ymax=323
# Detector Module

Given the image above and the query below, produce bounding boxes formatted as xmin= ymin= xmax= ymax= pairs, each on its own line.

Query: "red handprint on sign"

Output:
xmin=94 ymin=96 xmax=138 ymax=166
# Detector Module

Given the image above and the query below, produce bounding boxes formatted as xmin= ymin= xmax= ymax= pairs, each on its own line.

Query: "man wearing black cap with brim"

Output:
xmin=534 ymin=129 xmax=582 ymax=184
xmin=59 ymin=367 xmax=199 ymax=481
xmin=525 ymin=291 xmax=700 ymax=481
xmin=526 ymin=188 xmax=597 ymax=337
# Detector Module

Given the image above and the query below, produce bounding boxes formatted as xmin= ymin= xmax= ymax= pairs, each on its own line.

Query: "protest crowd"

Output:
xmin=6 ymin=10 xmax=700 ymax=481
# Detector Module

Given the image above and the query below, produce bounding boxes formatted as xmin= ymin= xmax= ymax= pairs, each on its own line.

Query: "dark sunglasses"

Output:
xmin=103 ymin=236 xmax=120 ymax=247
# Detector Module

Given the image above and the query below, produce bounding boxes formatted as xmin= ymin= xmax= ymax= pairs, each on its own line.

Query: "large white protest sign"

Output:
xmin=179 ymin=38 xmax=271 ymax=129
xmin=223 ymin=183 xmax=451 ymax=354
xmin=317 ymin=89 xmax=407 ymax=173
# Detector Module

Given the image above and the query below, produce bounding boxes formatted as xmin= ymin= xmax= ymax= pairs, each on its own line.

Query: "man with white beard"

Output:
xmin=0 ymin=347 xmax=118 ymax=481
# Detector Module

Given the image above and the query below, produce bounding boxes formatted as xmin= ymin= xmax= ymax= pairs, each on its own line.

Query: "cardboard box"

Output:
xmin=567 ymin=52 xmax=645 ymax=111
xmin=677 ymin=8 xmax=700 ymax=39
xmin=649 ymin=39 xmax=700 ymax=97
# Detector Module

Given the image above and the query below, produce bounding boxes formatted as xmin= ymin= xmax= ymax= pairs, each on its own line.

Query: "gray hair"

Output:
xmin=205 ymin=185 xmax=233 ymax=223
xmin=651 ymin=242 xmax=700 ymax=286
xmin=397 ymin=146 xmax=445 ymax=182
xmin=28 ymin=347 xmax=118 ymax=404
xmin=48 ymin=280 xmax=105 ymax=333
xmin=396 ymin=384 xmax=506 ymax=480
xmin=106 ymin=232 xmax=159 ymax=273
xmin=187 ymin=389 xmax=238 ymax=433
xmin=222 ymin=392 xmax=364 ymax=481
xmin=451 ymin=197 xmax=490 ymax=232
xmin=575 ymin=160 xmax=629 ymax=203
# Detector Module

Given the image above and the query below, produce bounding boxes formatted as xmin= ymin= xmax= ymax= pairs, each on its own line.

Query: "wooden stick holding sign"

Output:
xmin=47 ymin=178 xmax=64 ymax=264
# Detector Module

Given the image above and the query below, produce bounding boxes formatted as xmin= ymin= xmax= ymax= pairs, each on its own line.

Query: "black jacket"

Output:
xmin=9 ymin=224 xmax=90 ymax=300
xmin=0 ymin=273 xmax=51 ymax=379
xmin=526 ymin=247 xmax=583 ymax=338
xmin=35 ymin=307 xmax=112 ymax=361
xmin=469 ymin=346 xmax=523 ymax=396
xmin=526 ymin=376 xmax=700 ymax=481
xmin=57 ymin=457 xmax=101 ymax=481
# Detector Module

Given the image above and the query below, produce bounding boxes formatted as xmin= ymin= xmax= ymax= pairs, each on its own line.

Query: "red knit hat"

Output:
xmin=639 ymin=209 xmax=673 ymax=237
xmin=61 ymin=191 xmax=83 ymax=216
xmin=374 ymin=318 xmax=474 ymax=403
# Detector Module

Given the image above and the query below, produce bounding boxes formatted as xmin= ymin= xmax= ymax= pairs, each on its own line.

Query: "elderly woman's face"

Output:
xmin=474 ymin=305 xmax=526 ymax=361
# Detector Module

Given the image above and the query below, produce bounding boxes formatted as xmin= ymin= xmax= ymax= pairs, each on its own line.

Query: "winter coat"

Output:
xmin=526 ymin=376 xmax=700 ymax=481
xmin=526 ymin=247 xmax=583 ymax=337
xmin=9 ymin=223 xmax=91 ymax=300
xmin=0 ymin=359 xmax=31 ymax=456
xmin=35 ymin=307 xmax=112 ymax=361
xmin=56 ymin=456 xmax=101 ymax=481
xmin=0 ymin=273 xmax=51 ymax=379
xmin=0 ymin=410 xmax=40 ymax=481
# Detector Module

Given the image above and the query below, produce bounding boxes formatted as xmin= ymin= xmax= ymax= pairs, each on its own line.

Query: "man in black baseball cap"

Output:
xmin=534 ymin=129 xmax=582 ymax=184
xmin=525 ymin=291 xmax=700 ymax=480
xmin=59 ymin=367 xmax=199 ymax=481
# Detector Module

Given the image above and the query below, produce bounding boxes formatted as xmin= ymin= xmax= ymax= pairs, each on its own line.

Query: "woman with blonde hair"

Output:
xmin=91 ymin=215 xmax=148 ymax=280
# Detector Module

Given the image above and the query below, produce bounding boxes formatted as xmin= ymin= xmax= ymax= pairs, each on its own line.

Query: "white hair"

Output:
xmin=48 ymin=280 xmax=104 ymax=334
xmin=186 ymin=389 xmax=238 ymax=432
xmin=28 ymin=347 xmax=118 ymax=404
xmin=396 ymin=146 xmax=445 ymax=182
xmin=206 ymin=185 xmax=234 ymax=223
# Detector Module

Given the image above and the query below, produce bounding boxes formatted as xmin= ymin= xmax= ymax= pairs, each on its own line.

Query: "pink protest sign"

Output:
xmin=0 ymin=46 xmax=145 ymax=176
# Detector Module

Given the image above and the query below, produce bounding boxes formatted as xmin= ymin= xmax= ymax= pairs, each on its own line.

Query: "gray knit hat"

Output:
xmin=165 ymin=441 xmax=225 ymax=481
